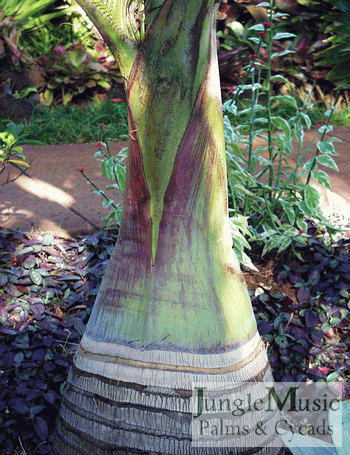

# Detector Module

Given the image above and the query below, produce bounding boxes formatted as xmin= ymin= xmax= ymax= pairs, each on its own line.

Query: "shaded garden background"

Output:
xmin=1 ymin=0 xmax=350 ymax=130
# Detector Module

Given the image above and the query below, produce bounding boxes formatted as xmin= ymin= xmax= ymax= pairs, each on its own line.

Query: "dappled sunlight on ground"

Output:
xmin=15 ymin=176 xmax=76 ymax=207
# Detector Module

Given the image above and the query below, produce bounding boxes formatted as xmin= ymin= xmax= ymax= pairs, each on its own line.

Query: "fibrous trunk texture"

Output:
xmin=53 ymin=1 xmax=281 ymax=454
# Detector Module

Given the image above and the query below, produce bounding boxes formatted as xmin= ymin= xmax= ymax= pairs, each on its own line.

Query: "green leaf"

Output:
xmin=303 ymin=158 xmax=317 ymax=172
xmin=330 ymin=317 xmax=341 ymax=325
xmin=273 ymin=135 xmax=286 ymax=152
xmin=115 ymin=202 xmax=123 ymax=225
xmin=326 ymin=370 xmax=342 ymax=382
xmin=240 ymin=84 xmax=264 ymax=91
xmin=94 ymin=151 xmax=105 ymax=158
xmin=240 ymin=252 xmax=259 ymax=272
xmin=262 ymin=236 xmax=283 ymax=256
xmin=14 ymin=351 xmax=25 ymax=368
xmin=272 ymin=95 xmax=298 ymax=109
xmin=311 ymin=170 xmax=332 ymax=191
xmin=229 ymin=184 xmax=254 ymax=197
xmin=97 ymin=80 xmax=111 ymax=89
xmin=282 ymin=226 xmax=300 ymax=237
xmin=257 ymin=157 xmax=272 ymax=166
xmin=277 ymin=237 xmax=292 ymax=253
xmin=102 ymin=211 xmax=115 ymax=223
xmin=296 ymin=218 xmax=308 ymax=233
xmin=119 ymin=147 xmax=128 ymax=159
xmin=105 ymin=157 xmax=115 ymax=181
xmin=105 ymin=184 xmax=120 ymax=191
xmin=224 ymin=116 xmax=236 ymax=143
xmin=273 ymin=117 xmax=291 ymax=140
xmin=316 ymin=155 xmax=339 ymax=171
xmin=103 ymin=199 xmax=114 ymax=208
xmin=48 ymin=81 xmax=60 ymax=89
xmin=11 ymin=146 xmax=24 ymax=153
xmin=280 ymin=201 xmax=295 ymax=225
xmin=29 ymin=270 xmax=42 ymax=286
xmin=29 ymin=405 xmax=45 ymax=420
xmin=100 ymin=159 xmax=107 ymax=178
xmin=15 ymin=87 xmax=38 ymax=100
xmin=275 ymin=334 xmax=289 ymax=348
xmin=270 ymin=75 xmax=292 ymax=86
xmin=326 ymin=136 xmax=342 ymax=144
xmin=271 ymin=50 xmax=295 ymax=59
xmin=63 ymin=92 xmax=74 ymax=106
xmin=273 ymin=13 xmax=289 ymax=19
xmin=42 ymin=89 xmax=53 ymax=106
xmin=254 ymin=117 xmax=269 ymax=124
xmin=248 ymin=24 xmax=265 ymax=31
xmin=301 ymin=112 xmax=311 ymax=129
xmin=226 ymin=143 xmax=242 ymax=158
xmin=0 ymin=272 xmax=8 ymax=287
xmin=294 ymin=123 xmax=304 ymax=144
xmin=304 ymin=186 xmax=320 ymax=212
xmin=317 ymin=141 xmax=338 ymax=156
xmin=8 ymin=159 xmax=30 ymax=167
xmin=227 ymin=21 xmax=245 ymax=38
xmin=272 ymin=32 xmax=296 ymax=40
xmin=319 ymin=125 xmax=333 ymax=134
xmin=299 ymin=200 xmax=313 ymax=218
xmin=274 ymin=313 xmax=285 ymax=330
xmin=249 ymin=37 xmax=261 ymax=45
xmin=115 ymin=162 xmax=126 ymax=195
xmin=232 ymin=233 xmax=250 ymax=251
xmin=223 ymin=100 xmax=237 ymax=115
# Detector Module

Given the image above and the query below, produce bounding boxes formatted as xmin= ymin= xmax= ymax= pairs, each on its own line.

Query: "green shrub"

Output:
xmin=36 ymin=43 xmax=120 ymax=105
xmin=225 ymin=1 xmax=341 ymax=263
xmin=318 ymin=0 xmax=350 ymax=89
xmin=0 ymin=122 xmax=42 ymax=186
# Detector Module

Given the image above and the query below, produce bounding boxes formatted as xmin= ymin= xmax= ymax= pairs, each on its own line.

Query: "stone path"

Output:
xmin=0 ymin=141 xmax=127 ymax=236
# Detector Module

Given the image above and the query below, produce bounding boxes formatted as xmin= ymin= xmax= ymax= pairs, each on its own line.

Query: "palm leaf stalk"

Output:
xmin=53 ymin=1 xmax=281 ymax=453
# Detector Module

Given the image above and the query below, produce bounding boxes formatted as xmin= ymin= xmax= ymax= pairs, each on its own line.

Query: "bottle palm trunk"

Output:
xmin=53 ymin=0 xmax=282 ymax=453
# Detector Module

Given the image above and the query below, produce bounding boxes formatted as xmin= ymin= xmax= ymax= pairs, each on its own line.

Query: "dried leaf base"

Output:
xmin=53 ymin=333 xmax=282 ymax=455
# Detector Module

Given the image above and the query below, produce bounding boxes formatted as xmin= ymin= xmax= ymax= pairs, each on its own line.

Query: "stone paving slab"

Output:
xmin=0 ymin=128 xmax=349 ymax=237
xmin=0 ymin=142 xmax=127 ymax=237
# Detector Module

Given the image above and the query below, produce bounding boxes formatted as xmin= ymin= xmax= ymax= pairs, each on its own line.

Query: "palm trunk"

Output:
xmin=53 ymin=1 xmax=282 ymax=453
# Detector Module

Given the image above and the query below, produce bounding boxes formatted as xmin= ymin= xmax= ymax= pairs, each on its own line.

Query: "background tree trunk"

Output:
xmin=53 ymin=1 xmax=282 ymax=453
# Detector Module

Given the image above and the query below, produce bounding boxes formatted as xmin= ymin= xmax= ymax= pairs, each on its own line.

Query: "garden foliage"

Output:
xmin=225 ymin=4 xmax=341 ymax=263
xmin=0 ymin=122 xmax=42 ymax=187
xmin=2 ymin=0 xmax=349 ymax=109
xmin=0 ymin=0 xmax=122 ymax=106
xmin=318 ymin=0 xmax=350 ymax=89
xmin=79 ymin=137 xmax=127 ymax=227
xmin=0 ymin=0 xmax=73 ymax=69
xmin=1 ymin=222 xmax=349 ymax=453
xmin=0 ymin=228 xmax=119 ymax=454
xmin=217 ymin=0 xmax=348 ymax=105
xmin=36 ymin=43 xmax=120 ymax=105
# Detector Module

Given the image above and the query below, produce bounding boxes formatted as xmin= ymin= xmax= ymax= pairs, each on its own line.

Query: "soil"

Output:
xmin=243 ymin=255 xmax=297 ymax=305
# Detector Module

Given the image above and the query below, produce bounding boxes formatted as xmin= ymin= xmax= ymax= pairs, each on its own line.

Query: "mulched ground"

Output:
xmin=0 ymin=224 xmax=349 ymax=454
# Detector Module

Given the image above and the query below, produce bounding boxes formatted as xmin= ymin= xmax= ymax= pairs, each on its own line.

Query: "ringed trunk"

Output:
xmin=53 ymin=0 xmax=282 ymax=453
